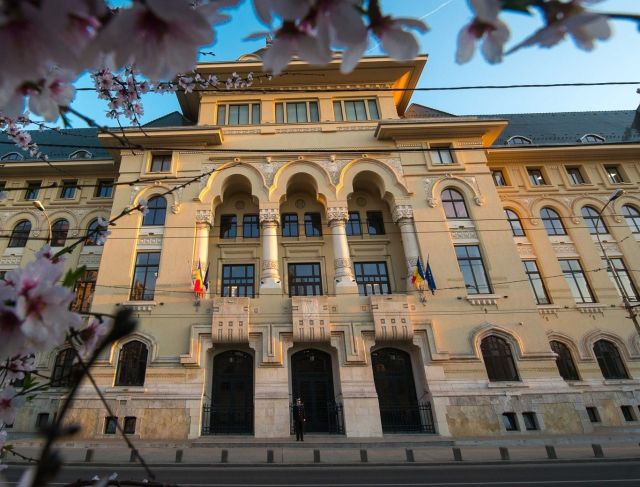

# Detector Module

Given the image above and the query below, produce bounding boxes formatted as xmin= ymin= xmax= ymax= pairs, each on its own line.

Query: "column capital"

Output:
xmin=326 ymin=206 xmax=349 ymax=224
xmin=259 ymin=208 xmax=280 ymax=225
xmin=392 ymin=204 xmax=414 ymax=224
xmin=196 ymin=209 xmax=212 ymax=226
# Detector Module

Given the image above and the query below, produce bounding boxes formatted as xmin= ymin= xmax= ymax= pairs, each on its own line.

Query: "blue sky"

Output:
xmin=71 ymin=0 xmax=640 ymax=127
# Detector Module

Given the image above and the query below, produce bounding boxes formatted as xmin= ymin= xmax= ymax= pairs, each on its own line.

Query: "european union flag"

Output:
xmin=425 ymin=258 xmax=436 ymax=295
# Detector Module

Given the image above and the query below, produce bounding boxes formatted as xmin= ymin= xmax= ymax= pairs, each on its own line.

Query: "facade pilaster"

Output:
xmin=194 ymin=209 xmax=211 ymax=275
xmin=326 ymin=206 xmax=358 ymax=292
xmin=392 ymin=204 xmax=421 ymax=291
xmin=259 ymin=208 xmax=282 ymax=293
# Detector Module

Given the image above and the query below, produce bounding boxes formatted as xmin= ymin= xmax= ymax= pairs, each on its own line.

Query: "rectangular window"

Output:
xmin=430 ymin=147 xmax=454 ymax=165
xmin=560 ymin=259 xmax=594 ymax=304
xmin=501 ymin=413 xmax=519 ymax=431
xmin=104 ymin=416 xmax=118 ymax=434
xmin=346 ymin=211 xmax=361 ymax=236
xmin=95 ymin=179 xmax=114 ymax=198
xmin=586 ymin=407 xmax=600 ymax=423
xmin=36 ymin=413 xmax=50 ymax=429
xmin=566 ymin=167 xmax=586 ymax=185
xmin=242 ymin=214 xmax=259 ymax=238
xmin=333 ymin=99 xmax=380 ymax=121
xmin=222 ymin=264 xmax=255 ymax=297
xmin=366 ymin=211 xmax=385 ymax=235
xmin=455 ymin=245 xmax=492 ymax=295
xmin=621 ymin=405 xmax=636 ymax=422
xmin=523 ymin=260 xmax=550 ymax=305
xmin=217 ymin=103 xmax=260 ymax=125
xmin=275 ymin=101 xmax=319 ymax=123
xmin=70 ymin=270 xmax=98 ymax=313
xmin=0 ymin=181 xmax=6 ymax=194
xmin=124 ymin=416 xmax=137 ymax=434
xmin=522 ymin=412 xmax=539 ymax=431
xmin=130 ymin=252 xmax=160 ymax=301
xmin=60 ymin=180 xmax=77 ymax=199
xmin=304 ymin=212 xmax=322 ymax=237
xmin=220 ymin=214 xmax=237 ymax=239
xmin=605 ymin=258 xmax=639 ymax=302
xmin=150 ymin=154 xmax=171 ymax=172
xmin=605 ymin=165 xmax=625 ymax=184
xmin=527 ymin=168 xmax=546 ymax=186
xmin=354 ymin=262 xmax=390 ymax=296
xmin=492 ymin=170 xmax=507 ymax=187
xmin=288 ymin=263 xmax=322 ymax=297
xmin=282 ymin=213 xmax=299 ymax=237
xmin=25 ymin=181 xmax=41 ymax=200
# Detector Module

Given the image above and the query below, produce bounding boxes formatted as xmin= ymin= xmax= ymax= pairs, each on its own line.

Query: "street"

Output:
xmin=3 ymin=461 xmax=640 ymax=487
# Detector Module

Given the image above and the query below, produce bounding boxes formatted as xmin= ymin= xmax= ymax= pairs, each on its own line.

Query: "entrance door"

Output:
xmin=210 ymin=350 xmax=253 ymax=434
xmin=371 ymin=348 xmax=422 ymax=432
xmin=291 ymin=349 xmax=335 ymax=433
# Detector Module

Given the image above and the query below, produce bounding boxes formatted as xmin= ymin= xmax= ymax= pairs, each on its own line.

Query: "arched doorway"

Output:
xmin=291 ymin=349 xmax=341 ymax=433
xmin=372 ymin=348 xmax=432 ymax=433
xmin=207 ymin=350 xmax=253 ymax=434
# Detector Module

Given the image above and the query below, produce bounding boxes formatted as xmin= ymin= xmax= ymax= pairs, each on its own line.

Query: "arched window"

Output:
xmin=505 ymin=209 xmax=525 ymax=237
xmin=622 ymin=205 xmax=640 ymax=234
xmin=593 ymin=340 xmax=629 ymax=380
xmin=85 ymin=218 xmax=105 ymax=246
xmin=51 ymin=348 xmax=81 ymax=387
xmin=540 ymin=207 xmax=566 ymax=236
xmin=480 ymin=335 xmax=519 ymax=382
xmin=550 ymin=340 xmax=579 ymax=381
xmin=580 ymin=134 xmax=605 ymax=144
xmin=141 ymin=196 xmax=167 ymax=226
xmin=69 ymin=150 xmax=92 ymax=159
xmin=581 ymin=206 xmax=607 ymax=234
xmin=115 ymin=340 xmax=148 ymax=386
xmin=1 ymin=152 xmax=23 ymax=161
xmin=8 ymin=220 xmax=31 ymax=247
xmin=441 ymin=188 xmax=469 ymax=219
xmin=51 ymin=219 xmax=70 ymax=247
xmin=507 ymin=136 xmax=532 ymax=145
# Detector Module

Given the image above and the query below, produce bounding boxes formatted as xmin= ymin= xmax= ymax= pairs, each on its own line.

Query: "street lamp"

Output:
xmin=594 ymin=189 xmax=640 ymax=337
xmin=32 ymin=200 xmax=52 ymax=245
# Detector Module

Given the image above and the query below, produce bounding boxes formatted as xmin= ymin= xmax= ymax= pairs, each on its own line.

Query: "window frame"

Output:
xmin=581 ymin=206 xmax=608 ymax=235
xmin=429 ymin=146 xmax=455 ymax=165
xmin=221 ymin=263 xmax=255 ymax=298
xmin=281 ymin=213 xmax=299 ymax=237
xmin=492 ymin=169 xmax=507 ymax=187
xmin=366 ymin=211 xmax=385 ymax=235
xmin=60 ymin=179 xmax=78 ymax=199
xmin=275 ymin=100 xmax=320 ymax=124
xmin=104 ymin=416 xmax=118 ymax=434
xmin=441 ymin=188 xmax=469 ymax=219
xmin=354 ymin=261 xmax=391 ymax=296
xmin=455 ymin=245 xmax=492 ymax=295
xmin=288 ymin=262 xmax=323 ymax=297
xmin=51 ymin=219 xmax=70 ymax=247
xmin=51 ymin=348 xmax=80 ymax=388
xmin=346 ymin=211 xmax=361 ymax=236
xmin=540 ymin=207 xmax=567 ymax=236
xmin=507 ymin=136 xmax=532 ymax=145
xmin=141 ymin=196 xmax=167 ymax=226
xmin=505 ymin=209 xmax=525 ymax=237
xmin=560 ymin=259 xmax=595 ymax=304
xmin=8 ymin=220 xmax=31 ymax=248
xmin=566 ymin=166 xmax=586 ymax=185
xmin=71 ymin=269 xmax=98 ymax=313
xmin=523 ymin=260 xmax=550 ymax=305
xmin=217 ymin=102 xmax=261 ymax=125
xmin=527 ymin=168 xmax=547 ymax=186
xmin=24 ymin=181 xmax=41 ymax=200
xmin=85 ymin=218 xmax=106 ymax=246
xmin=304 ymin=212 xmax=322 ymax=237
xmin=622 ymin=205 xmax=640 ymax=234
xmin=550 ymin=340 xmax=580 ymax=381
xmin=69 ymin=150 xmax=92 ymax=160
xmin=1 ymin=152 xmax=24 ymax=161
xmin=604 ymin=165 xmax=625 ymax=184
xmin=149 ymin=154 xmax=172 ymax=173
xmin=593 ymin=339 xmax=629 ymax=380
xmin=115 ymin=340 xmax=149 ymax=387
xmin=481 ymin=335 xmax=520 ymax=382
xmin=333 ymin=98 xmax=380 ymax=121
xmin=130 ymin=252 xmax=160 ymax=301
xmin=220 ymin=214 xmax=237 ymax=239
xmin=605 ymin=257 xmax=639 ymax=302
xmin=95 ymin=179 xmax=114 ymax=198
xmin=242 ymin=214 xmax=260 ymax=239
xmin=123 ymin=416 xmax=137 ymax=434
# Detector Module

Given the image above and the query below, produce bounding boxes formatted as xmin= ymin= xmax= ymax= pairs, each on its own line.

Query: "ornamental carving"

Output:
xmin=600 ymin=242 xmax=622 ymax=256
xmin=259 ymin=208 xmax=280 ymax=224
xmin=262 ymin=259 xmax=279 ymax=271
xmin=423 ymin=174 xmax=485 ymax=208
xmin=0 ymin=255 xmax=21 ymax=266
xmin=78 ymin=253 xmax=102 ymax=268
xmin=391 ymin=205 xmax=413 ymax=223
xmin=291 ymin=296 xmax=332 ymax=343
xmin=450 ymin=229 xmax=479 ymax=241
xmin=334 ymin=258 xmax=352 ymax=270
xmin=196 ymin=209 xmax=213 ymax=225
xmin=326 ymin=207 xmax=349 ymax=223
xmin=551 ymin=242 xmax=578 ymax=255
xmin=516 ymin=245 xmax=536 ymax=259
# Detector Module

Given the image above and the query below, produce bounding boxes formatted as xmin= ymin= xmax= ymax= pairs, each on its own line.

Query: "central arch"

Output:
xmin=209 ymin=350 xmax=254 ymax=434
xmin=291 ymin=349 xmax=337 ymax=433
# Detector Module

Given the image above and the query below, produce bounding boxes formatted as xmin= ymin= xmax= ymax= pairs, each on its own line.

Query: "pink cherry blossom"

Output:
xmin=5 ymin=354 xmax=35 ymax=382
xmin=28 ymin=71 xmax=76 ymax=122
xmin=76 ymin=317 xmax=111 ymax=359
xmin=252 ymin=0 xmax=313 ymax=25
xmin=262 ymin=24 xmax=332 ymax=76
xmin=0 ymin=387 xmax=25 ymax=426
xmin=456 ymin=0 xmax=509 ymax=64
xmin=138 ymin=198 xmax=150 ymax=216
xmin=372 ymin=17 xmax=428 ymax=62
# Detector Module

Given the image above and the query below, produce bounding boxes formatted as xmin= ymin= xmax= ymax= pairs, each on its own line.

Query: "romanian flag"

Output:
xmin=193 ymin=260 xmax=204 ymax=295
xmin=411 ymin=257 xmax=426 ymax=289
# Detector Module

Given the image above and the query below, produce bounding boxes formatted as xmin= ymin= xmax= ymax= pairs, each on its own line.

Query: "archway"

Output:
xmin=291 ymin=349 xmax=338 ymax=433
xmin=208 ymin=350 xmax=254 ymax=434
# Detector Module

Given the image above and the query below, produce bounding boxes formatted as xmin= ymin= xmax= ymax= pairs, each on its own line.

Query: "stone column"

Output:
xmin=392 ymin=204 xmax=421 ymax=291
xmin=194 ymin=209 xmax=211 ymax=281
xmin=327 ymin=207 xmax=359 ymax=292
xmin=259 ymin=208 xmax=281 ymax=293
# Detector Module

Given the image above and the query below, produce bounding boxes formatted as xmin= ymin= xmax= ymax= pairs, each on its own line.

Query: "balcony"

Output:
xmin=211 ymin=297 xmax=250 ymax=344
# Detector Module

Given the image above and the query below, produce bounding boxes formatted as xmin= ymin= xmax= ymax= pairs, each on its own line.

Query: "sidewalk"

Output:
xmin=5 ymin=433 xmax=640 ymax=466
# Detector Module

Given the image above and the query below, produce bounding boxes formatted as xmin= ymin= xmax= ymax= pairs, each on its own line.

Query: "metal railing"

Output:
xmin=379 ymin=402 xmax=436 ymax=434
xmin=289 ymin=402 xmax=345 ymax=435
xmin=201 ymin=404 xmax=253 ymax=435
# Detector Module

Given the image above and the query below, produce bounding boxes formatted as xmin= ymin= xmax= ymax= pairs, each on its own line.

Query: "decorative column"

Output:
xmin=327 ymin=206 xmax=358 ymax=292
xmin=194 ymin=209 xmax=211 ymax=270
xmin=259 ymin=208 xmax=281 ymax=292
xmin=392 ymin=204 xmax=421 ymax=291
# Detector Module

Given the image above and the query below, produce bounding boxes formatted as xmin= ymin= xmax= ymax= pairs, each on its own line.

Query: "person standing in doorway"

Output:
xmin=293 ymin=397 xmax=306 ymax=441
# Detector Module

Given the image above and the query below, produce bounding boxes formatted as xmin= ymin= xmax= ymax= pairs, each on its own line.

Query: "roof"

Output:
xmin=0 ymin=127 xmax=111 ymax=162
xmin=143 ymin=111 xmax=194 ymax=128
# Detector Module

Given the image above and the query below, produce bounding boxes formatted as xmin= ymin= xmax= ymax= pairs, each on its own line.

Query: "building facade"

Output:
xmin=3 ymin=55 xmax=640 ymax=440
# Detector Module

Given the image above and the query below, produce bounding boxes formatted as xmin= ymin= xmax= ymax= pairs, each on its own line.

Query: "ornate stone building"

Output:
xmin=4 ymin=55 xmax=640 ymax=439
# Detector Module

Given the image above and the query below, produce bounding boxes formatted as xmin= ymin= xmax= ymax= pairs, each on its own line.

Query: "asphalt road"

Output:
xmin=4 ymin=462 xmax=640 ymax=487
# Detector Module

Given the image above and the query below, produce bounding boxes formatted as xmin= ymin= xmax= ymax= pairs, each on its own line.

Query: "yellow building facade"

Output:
xmin=4 ymin=55 xmax=640 ymax=439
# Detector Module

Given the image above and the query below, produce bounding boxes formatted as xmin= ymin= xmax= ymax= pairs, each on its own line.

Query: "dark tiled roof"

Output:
xmin=143 ymin=111 xmax=194 ymax=128
xmin=0 ymin=128 xmax=111 ymax=162
xmin=405 ymin=104 xmax=455 ymax=118
xmin=480 ymin=110 xmax=640 ymax=146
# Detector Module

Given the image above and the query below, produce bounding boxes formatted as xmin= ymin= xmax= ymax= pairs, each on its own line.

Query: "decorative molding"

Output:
xmin=516 ymin=244 xmax=536 ymax=259
xmin=223 ymin=129 xmax=261 ymax=135
xmin=78 ymin=253 xmax=102 ymax=268
xmin=334 ymin=258 xmax=352 ymax=270
xmin=259 ymin=208 xmax=280 ymax=224
xmin=391 ymin=204 xmax=414 ymax=223
xmin=275 ymin=127 xmax=322 ymax=134
xmin=196 ymin=209 xmax=213 ymax=225
xmin=370 ymin=295 xmax=415 ymax=342
xmin=537 ymin=305 xmax=561 ymax=316
xmin=466 ymin=295 xmax=500 ymax=306
xmin=0 ymin=255 xmax=22 ymax=266
xmin=211 ymin=297 xmax=250 ymax=344
xmin=450 ymin=229 xmax=479 ymax=240
xmin=551 ymin=242 xmax=578 ymax=256
xmin=291 ymin=296 xmax=332 ymax=343
xmin=138 ymin=235 xmax=163 ymax=247
xmin=599 ymin=241 xmax=622 ymax=256
xmin=121 ymin=301 xmax=156 ymax=312
xmin=326 ymin=206 xmax=349 ymax=223
xmin=262 ymin=259 xmax=279 ymax=271
xmin=576 ymin=303 xmax=606 ymax=315
xmin=423 ymin=173 xmax=485 ymax=208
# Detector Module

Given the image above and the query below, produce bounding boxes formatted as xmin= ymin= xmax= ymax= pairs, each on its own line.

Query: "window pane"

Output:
xmin=220 ymin=215 xmax=237 ymax=239
xmin=366 ymin=211 xmax=385 ymax=235
xmin=606 ymin=258 xmax=639 ymax=302
xmin=288 ymin=263 xmax=322 ymax=297
xmin=367 ymin=100 xmax=380 ymax=120
xmin=309 ymin=102 xmax=319 ymax=122
xmin=492 ymin=170 xmax=506 ymax=186
xmin=456 ymin=245 xmax=491 ymax=294
xmin=130 ymin=253 xmax=160 ymax=301
xmin=346 ymin=211 xmax=361 ymax=236
xmin=282 ymin=213 xmax=298 ymax=237
xmin=560 ymin=259 xmax=594 ymax=303
xmin=354 ymin=261 xmax=390 ymax=296
xmin=217 ymin=105 xmax=226 ymax=125
xmin=354 ymin=101 xmax=366 ymax=120
xmin=275 ymin=103 xmax=284 ymax=123
xmin=333 ymin=101 xmax=343 ymax=121
xmin=523 ymin=260 xmax=550 ymax=305
xmin=252 ymin=103 xmax=260 ymax=124
xmin=304 ymin=212 xmax=322 ymax=236
xmin=222 ymin=264 xmax=255 ymax=297
xmin=622 ymin=205 xmax=640 ymax=234
xmin=243 ymin=214 xmax=259 ymax=238
xmin=345 ymin=101 xmax=356 ymax=120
